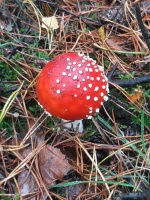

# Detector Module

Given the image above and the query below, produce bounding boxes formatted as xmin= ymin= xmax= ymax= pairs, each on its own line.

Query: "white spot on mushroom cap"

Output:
xmin=90 ymin=77 xmax=94 ymax=81
xmin=87 ymin=63 xmax=91 ymax=67
xmin=98 ymin=65 xmax=104 ymax=71
xmin=89 ymin=68 xmax=93 ymax=72
xmin=94 ymin=86 xmax=99 ymax=91
xmin=82 ymin=78 xmax=85 ymax=82
xmin=62 ymin=72 xmax=66 ymax=76
xmin=73 ymin=61 xmax=76 ymax=65
xmin=73 ymin=68 xmax=76 ymax=71
xmin=66 ymin=66 xmax=71 ymax=70
xmin=89 ymin=110 xmax=93 ymax=114
xmin=104 ymin=96 xmax=108 ymax=101
xmin=95 ymin=69 xmax=99 ymax=72
xmin=56 ymin=89 xmax=60 ymax=94
xmin=96 ymin=108 xmax=99 ymax=113
xmin=73 ymin=75 xmax=78 ymax=80
xmin=78 ymin=64 xmax=82 ymax=67
xmin=82 ymin=60 xmax=85 ymax=63
xmin=105 ymin=77 xmax=108 ymax=81
xmin=94 ymin=97 xmax=98 ymax=101
xmin=45 ymin=110 xmax=48 ymax=115
xmin=85 ymin=68 xmax=88 ymax=72
xmin=88 ymin=83 xmax=92 ymax=88
xmin=63 ymin=84 xmax=66 ymax=87
xmin=78 ymin=70 xmax=83 ymax=74
xmin=83 ymin=87 xmax=87 ymax=91
xmin=87 ymin=116 xmax=92 ymax=119
xmin=84 ymin=56 xmax=88 ymax=60
xmin=102 ymin=79 xmax=106 ymax=82
xmin=74 ymin=94 xmax=77 ymax=97
xmin=86 ymin=96 xmax=90 ymax=100
xmin=106 ymin=87 xmax=109 ymax=93
xmin=77 ymin=84 xmax=80 ymax=88
xmin=89 ymin=107 xmax=93 ymax=110
xmin=56 ymin=79 xmax=60 ymax=83
xmin=102 ymin=85 xmax=106 ymax=89
xmin=67 ymin=58 xmax=70 ymax=61
xmin=86 ymin=76 xmax=90 ymax=79
xmin=96 ymin=77 xmax=100 ymax=81
xmin=68 ymin=73 xmax=72 ymax=76
xmin=101 ymin=92 xmax=104 ymax=96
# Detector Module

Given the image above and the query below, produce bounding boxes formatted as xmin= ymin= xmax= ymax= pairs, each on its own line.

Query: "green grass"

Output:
xmin=0 ymin=83 xmax=23 ymax=123
xmin=51 ymin=180 xmax=137 ymax=190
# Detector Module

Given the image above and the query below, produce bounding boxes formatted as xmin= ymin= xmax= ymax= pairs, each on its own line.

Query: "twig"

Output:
xmin=134 ymin=3 xmax=150 ymax=51
xmin=108 ymin=62 xmax=119 ymax=79
xmin=109 ymin=75 xmax=150 ymax=88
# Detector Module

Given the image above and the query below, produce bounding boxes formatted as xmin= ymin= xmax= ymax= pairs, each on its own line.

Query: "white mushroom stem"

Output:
xmin=61 ymin=119 xmax=83 ymax=133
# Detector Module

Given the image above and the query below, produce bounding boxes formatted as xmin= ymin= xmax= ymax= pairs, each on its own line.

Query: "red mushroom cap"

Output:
xmin=36 ymin=52 xmax=109 ymax=120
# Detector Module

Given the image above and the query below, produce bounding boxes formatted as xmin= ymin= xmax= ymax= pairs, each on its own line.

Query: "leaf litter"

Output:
xmin=0 ymin=0 xmax=150 ymax=199
xmin=16 ymin=121 xmax=71 ymax=199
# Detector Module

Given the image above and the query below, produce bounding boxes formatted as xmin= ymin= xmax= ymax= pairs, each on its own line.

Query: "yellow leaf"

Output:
xmin=98 ymin=26 xmax=105 ymax=41
xmin=42 ymin=16 xmax=59 ymax=31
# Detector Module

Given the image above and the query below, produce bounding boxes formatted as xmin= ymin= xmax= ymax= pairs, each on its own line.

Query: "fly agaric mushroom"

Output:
xmin=36 ymin=52 xmax=109 ymax=131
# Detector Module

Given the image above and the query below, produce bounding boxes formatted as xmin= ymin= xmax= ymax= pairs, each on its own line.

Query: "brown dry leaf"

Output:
xmin=17 ymin=146 xmax=47 ymax=200
xmin=17 ymin=169 xmax=37 ymax=198
xmin=16 ymin=121 xmax=47 ymax=199
xmin=106 ymin=38 xmax=124 ymax=51
xmin=63 ymin=184 xmax=86 ymax=199
xmin=39 ymin=145 xmax=71 ymax=185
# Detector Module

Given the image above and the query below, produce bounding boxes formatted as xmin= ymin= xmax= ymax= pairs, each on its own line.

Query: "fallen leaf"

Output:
xmin=17 ymin=146 xmax=47 ymax=200
xmin=106 ymin=38 xmax=124 ymax=51
xmin=98 ymin=26 xmax=106 ymax=41
xmin=42 ymin=16 xmax=59 ymax=31
xmin=39 ymin=145 xmax=71 ymax=185
xmin=128 ymin=88 xmax=143 ymax=103
xmin=17 ymin=169 xmax=37 ymax=198
xmin=16 ymin=121 xmax=47 ymax=199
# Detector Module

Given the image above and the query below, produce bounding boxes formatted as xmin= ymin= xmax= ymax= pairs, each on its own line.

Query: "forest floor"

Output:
xmin=0 ymin=0 xmax=150 ymax=199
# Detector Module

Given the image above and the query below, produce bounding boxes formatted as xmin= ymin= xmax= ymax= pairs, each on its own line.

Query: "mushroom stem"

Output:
xmin=61 ymin=119 xmax=83 ymax=133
